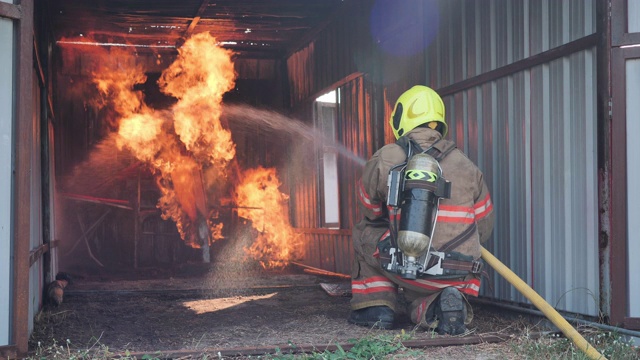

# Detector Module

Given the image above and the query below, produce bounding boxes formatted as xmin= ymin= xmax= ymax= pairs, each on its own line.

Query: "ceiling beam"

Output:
xmin=184 ymin=0 xmax=211 ymax=37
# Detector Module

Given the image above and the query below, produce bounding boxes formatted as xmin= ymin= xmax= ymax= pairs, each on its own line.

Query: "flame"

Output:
xmin=158 ymin=33 xmax=236 ymax=165
xmin=61 ymin=33 xmax=303 ymax=266
xmin=236 ymin=167 xmax=303 ymax=268
xmin=115 ymin=112 xmax=163 ymax=162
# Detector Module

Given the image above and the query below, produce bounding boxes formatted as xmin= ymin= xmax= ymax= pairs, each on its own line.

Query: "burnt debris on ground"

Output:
xmin=29 ymin=262 xmax=540 ymax=357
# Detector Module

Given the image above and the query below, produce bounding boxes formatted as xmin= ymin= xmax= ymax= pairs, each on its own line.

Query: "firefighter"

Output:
xmin=349 ymin=85 xmax=494 ymax=334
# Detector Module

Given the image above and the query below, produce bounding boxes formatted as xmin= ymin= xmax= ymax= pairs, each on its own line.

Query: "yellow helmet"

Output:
xmin=389 ymin=85 xmax=447 ymax=139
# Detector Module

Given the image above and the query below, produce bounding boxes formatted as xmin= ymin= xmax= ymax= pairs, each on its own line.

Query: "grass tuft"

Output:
xmin=513 ymin=328 xmax=640 ymax=360
xmin=24 ymin=338 xmax=164 ymax=360
xmin=267 ymin=331 xmax=418 ymax=360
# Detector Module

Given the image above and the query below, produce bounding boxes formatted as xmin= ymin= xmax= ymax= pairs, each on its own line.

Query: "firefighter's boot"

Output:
xmin=348 ymin=306 xmax=395 ymax=329
xmin=436 ymin=287 xmax=467 ymax=335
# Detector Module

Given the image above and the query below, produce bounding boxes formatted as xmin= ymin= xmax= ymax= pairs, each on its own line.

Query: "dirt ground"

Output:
xmin=29 ymin=260 xmax=565 ymax=359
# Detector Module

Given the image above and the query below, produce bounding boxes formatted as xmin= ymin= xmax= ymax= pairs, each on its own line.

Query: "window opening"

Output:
xmin=315 ymin=89 xmax=340 ymax=228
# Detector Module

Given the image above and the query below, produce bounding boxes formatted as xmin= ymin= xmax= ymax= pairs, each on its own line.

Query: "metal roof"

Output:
xmin=49 ymin=0 xmax=346 ymax=58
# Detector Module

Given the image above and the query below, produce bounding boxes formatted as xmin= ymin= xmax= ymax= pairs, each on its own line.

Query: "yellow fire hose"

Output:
xmin=480 ymin=246 xmax=607 ymax=360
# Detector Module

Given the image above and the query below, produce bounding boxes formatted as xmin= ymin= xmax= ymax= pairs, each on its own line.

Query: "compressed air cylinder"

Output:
xmin=397 ymin=153 xmax=440 ymax=259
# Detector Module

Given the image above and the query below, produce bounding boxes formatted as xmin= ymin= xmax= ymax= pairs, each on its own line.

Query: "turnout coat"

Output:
xmin=351 ymin=126 xmax=494 ymax=326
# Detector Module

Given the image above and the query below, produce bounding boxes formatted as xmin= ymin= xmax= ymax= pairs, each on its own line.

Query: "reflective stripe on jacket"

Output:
xmin=354 ymin=127 xmax=494 ymax=260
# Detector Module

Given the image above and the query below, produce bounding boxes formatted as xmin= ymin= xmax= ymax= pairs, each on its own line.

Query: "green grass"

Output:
xmin=24 ymin=328 xmax=640 ymax=360
xmin=25 ymin=332 xmax=418 ymax=360
xmin=25 ymin=338 xmax=164 ymax=360
xmin=266 ymin=331 xmax=419 ymax=360
xmin=513 ymin=329 xmax=640 ymax=360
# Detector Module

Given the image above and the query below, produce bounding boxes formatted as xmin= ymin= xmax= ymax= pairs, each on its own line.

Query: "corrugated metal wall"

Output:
xmin=624 ymin=0 xmax=640 ymax=320
xmin=286 ymin=0 xmax=601 ymax=317
xmin=290 ymin=76 xmax=377 ymax=275
xmin=288 ymin=103 xmax=319 ymax=229
xmin=626 ymin=58 xmax=640 ymax=317
xmin=428 ymin=0 xmax=599 ymax=316
xmin=0 ymin=10 xmax=15 ymax=346
xmin=300 ymin=230 xmax=352 ymax=274
xmin=28 ymin=74 xmax=43 ymax=335
xmin=287 ymin=2 xmax=380 ymax=275
xmin=623 ymin=0 xmax=640 ymax=321
xmin=287 ymin=2 xmax=375 ymax=107
xmin=337 ymin=76 xmax=377 ymax=229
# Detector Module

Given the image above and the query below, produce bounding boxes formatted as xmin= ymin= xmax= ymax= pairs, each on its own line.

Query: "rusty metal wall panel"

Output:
xmin=289 ymin=74 xmax=373 ymax=272
xmin=288 ymin=104 xmax=319 ymax=229
xmin=299 ymin=232 xmax=352 ymax=275
xmin=287 ymin=1 xmax=373 ymax=106
xmin=333 ymin=233 xmax=353 ymax=275
xmin=287 ymin=44 xmax=315 ymax=106
xmin=321 ymin=234 xmax=336 ymax=272
xmin=302 ymin=233 xmax=321 ymax=269
xmin=291 ymin=179 xmax=314 ymax=228
xmin=295 ymin=76 xmax=376 ymax=273
xmin=234 ymin=59 xmax=278 ymax=80
xmin=338 ymin=76 xmax=375 ymax=229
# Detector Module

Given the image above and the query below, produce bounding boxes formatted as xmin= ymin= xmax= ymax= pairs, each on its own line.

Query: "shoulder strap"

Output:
xmin=395 ymin=136 xmax=423 ymax=159
xmin=395 ymin=137 xmax=455 ymax=162
xmin=425 ymin=139 xmax=457 ymax=161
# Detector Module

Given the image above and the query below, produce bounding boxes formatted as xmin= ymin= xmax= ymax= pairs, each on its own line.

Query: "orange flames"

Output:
xmin=62 ymin=33 xmax=302 ymax=267
xmin=236 ymin=167 xmax=303 ymax=268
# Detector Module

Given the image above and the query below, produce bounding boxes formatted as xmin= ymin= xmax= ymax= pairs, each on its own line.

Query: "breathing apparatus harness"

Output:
xmin=381 ymin=137 xmax=484 ymax=280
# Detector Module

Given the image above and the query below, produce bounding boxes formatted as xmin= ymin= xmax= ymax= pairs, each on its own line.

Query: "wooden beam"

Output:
xmin=33 ymin=37 xmax=45 ymax=88
xmin=290 ymin=261 xmax=350 ymax=279
xmin=59 ymin=192 xmax=133 ymax=210
xmin=184 ymin=0 xmax=211 ymax=37
xmin=33 ymin=37 xmax=56 ymax=122
xmin=29 ymin=243 xmax=49 ymax=267
xmin=28 ymin=240 xmax=58 ymax=267
xmin=12 ymin=0 xmax=34 ymax=357
xmin=0 ymin=2 xmax=21 ymax=20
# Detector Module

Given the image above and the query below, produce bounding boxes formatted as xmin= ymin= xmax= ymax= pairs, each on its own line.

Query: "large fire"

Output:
xmin=236 ymin=167 xmax=299 ymax=268
xmin=63 ymin=33 xmax=302 ymax=267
